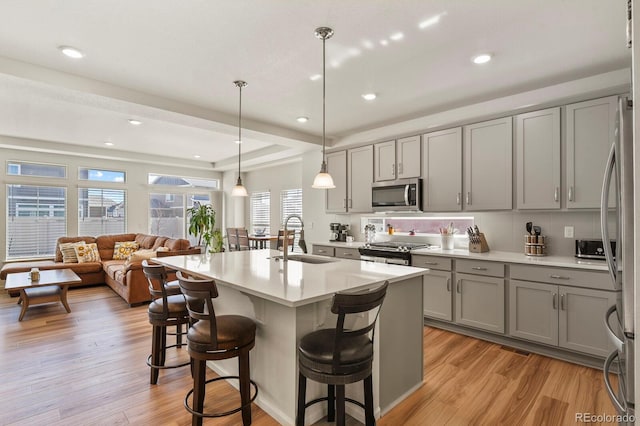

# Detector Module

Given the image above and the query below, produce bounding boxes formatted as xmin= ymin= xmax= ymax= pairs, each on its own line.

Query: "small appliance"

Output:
xmin=358 ymin=241 xmax=431 ymax=265
xmin=371 ymin=178 xmax=422 ymax=212
xmin=329 ymin=223 xmax=341 ymax=241
xmin=575 ymin=239 xmax=616 ymax=260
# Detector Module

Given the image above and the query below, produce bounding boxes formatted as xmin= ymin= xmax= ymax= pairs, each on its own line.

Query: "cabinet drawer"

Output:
xmin=335 ymin=247 xmax=361 ymax=260
xmin=456 ymin=259 xmax=505 ymax=277
xmin=412 ymin=255 xmax=452 ymax=271
xmin=511 ymin=265 xmax=611 ymax=290
xmin=312 ymin=245 xmax=335 ymax=257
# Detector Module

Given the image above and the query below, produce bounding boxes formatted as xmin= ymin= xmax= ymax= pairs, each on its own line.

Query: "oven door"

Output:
xmin=360 ymin=255 xmax=409 ymax=266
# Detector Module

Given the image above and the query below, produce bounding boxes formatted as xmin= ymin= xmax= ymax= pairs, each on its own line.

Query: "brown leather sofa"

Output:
xmin=1 ymin=233 xmax=199 ymax=306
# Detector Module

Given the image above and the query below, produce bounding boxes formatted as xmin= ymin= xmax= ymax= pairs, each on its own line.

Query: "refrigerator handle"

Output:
xmin=600 ymin=141 xmax=616 ymax=283
xmin=604 ymin=304 xmax=624 ymax=351
xmin=603 ymin=349 xmax=628 ymax=414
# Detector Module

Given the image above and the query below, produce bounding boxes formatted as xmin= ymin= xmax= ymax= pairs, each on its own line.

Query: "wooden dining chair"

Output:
xmin=227 ymin=228 xmax=240 ymax=251
xmin=237 ymin=228 xmax=251 ymax=250
xmin=276 ymin=230 xmax=295 ymax=252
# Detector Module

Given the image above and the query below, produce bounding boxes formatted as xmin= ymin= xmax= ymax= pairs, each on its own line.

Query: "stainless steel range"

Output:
xmin=358 ymin=241 xmax=431 ymax=265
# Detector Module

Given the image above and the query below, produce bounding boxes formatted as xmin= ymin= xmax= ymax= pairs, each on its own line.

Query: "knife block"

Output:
xmin=469 ymin=233 xmax=490 ymax=253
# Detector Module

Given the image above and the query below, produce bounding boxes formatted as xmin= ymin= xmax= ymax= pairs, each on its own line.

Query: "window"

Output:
xmin=250 ymin=191 xmax=271 ymax=235
xmin=149 ymin=193 xmax=211 ymax=241
xmin=281 ymin=188 xmax=302 ymax=252
xmin=6 ymin=184 xmax=67 ymax=259
xmin=78 ymin=188 xmax=126 ymax=235
xmin=7 ymin=161 xmax=66 ymax=178
xmin=78 ymin=167 xmax=126 ymax=183
xmin=148 ymin=173 xmax=218 ymax=189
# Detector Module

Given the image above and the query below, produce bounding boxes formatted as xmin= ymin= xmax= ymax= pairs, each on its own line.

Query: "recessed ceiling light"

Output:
xmin=472 ymin=54 xmax=492 ymax=64
xmin=390 ymin=32 xmax=404 ymax=41
xmin=234 ymin=140 xmax=242 ymax=144
xmin=193 ymin=155 xmax=201 ymax=158
xmin=419 ymin=15 xmax=442 ymax=29
xmin=104 ymin=142 xmax=114 ymax=146
xmin=310 ymin=74 xmax=322 ymax=81
xmin=296 ymin=116 xmax=309 ymax=123
xmin=380 ymin=40 xmax=389 ymax=46
xmin=362 ymin=93 xmax=377 ymax=101
xmin=59 ymin=46 xmax=85 ymax=59
xmin=362 ymin=40 xmax=375 ymax=50
xmin=128 ymin=119 xmax=142 ymax=125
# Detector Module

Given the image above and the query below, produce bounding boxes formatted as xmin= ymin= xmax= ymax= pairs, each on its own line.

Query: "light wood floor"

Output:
xmin=0 ymin=285 xmax=617 ymax=425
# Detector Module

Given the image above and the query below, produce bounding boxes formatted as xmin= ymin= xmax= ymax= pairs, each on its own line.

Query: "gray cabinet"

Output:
xmin=396 ymin=135 xmax=421 ymax=179
xmin=509 ymin=265 xmax=616 ymax=357
xmin=374 ymin=140 xmax=396 ymax=181
xmin=566 ymin=96 xmax=617 ymax=209
xmin=413 ymin=255 xmax=453 ymax=321
xmin=515 ymin=107 xmax=561 ymax=209
xmin=463 ymin=117 xmax=513 ymax=210
xmin=312 ymin=245 xmax=335 ymax=257
xmin=335 ymin=247 xmax=360 ymax=260
xmin=325 ymin=150 xmax=347 ymax=213
xmin=422 ymin=127 xmax=462 ymax=211
xmin=347 ymin=145 xmax=373 ymax=213
xmin=455 ymin=273 xmax=505 ymax=334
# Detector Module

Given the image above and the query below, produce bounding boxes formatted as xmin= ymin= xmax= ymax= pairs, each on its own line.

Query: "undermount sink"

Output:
xmin=270 ymin=254 xmax=337 ymax=264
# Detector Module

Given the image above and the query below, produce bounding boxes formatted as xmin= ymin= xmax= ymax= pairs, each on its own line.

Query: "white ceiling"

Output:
xmin=0 ymin=0 xmax=631 ymax=170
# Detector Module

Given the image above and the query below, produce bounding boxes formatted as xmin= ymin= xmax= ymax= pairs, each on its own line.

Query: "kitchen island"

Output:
xmin=154 ymin=249 xmax=428 ymax=425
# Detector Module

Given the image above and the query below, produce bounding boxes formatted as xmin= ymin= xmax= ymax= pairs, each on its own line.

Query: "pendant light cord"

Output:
xmin=322 ymin=34 xmax=326 ymax=165
xmin=238 ymin=83 xmax=242 ymax=177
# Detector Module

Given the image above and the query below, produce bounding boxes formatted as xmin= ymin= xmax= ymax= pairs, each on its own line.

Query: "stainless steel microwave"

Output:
xmin=371 ymin=178 xmax=422 ymax=212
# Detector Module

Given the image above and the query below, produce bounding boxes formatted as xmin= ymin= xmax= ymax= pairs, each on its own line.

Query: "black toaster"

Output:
xmin=575 ymin=239 xmax=616 ymax=260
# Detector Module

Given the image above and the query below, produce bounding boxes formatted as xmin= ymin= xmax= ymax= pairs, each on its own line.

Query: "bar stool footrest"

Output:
xmin=304 ymin=395 xmax=365 ymax=410
xmin=184 ymin=375 xmax=258 ymax=419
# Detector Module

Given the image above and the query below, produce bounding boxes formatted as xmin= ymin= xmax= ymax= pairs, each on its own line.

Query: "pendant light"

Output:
xmin=231 ymin=80 xmax=249 ymax=197
xmin=312 ymin=27 xmax=336 ymax=189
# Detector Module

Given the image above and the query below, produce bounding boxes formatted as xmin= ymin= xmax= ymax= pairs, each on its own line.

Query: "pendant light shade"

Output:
xmin=231 ymin=80 xmax=248 ymax=197
xmin=312 ymin=27 xmax=336 ymax=189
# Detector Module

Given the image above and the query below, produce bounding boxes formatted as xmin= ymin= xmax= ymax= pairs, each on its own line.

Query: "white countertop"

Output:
xmin=312 ymin=241 xmax=608 ymax=271
xmin=153 ymin=249 xmax=427 ymax=307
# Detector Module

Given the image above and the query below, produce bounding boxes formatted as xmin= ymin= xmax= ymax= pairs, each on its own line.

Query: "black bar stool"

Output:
xmin=177 ymin=271 xmax=258 ymax=426
xmin=142 ymin=260 xmax=191 ymax=384
xmin=296 ymin=281 xmax=388 ymax=426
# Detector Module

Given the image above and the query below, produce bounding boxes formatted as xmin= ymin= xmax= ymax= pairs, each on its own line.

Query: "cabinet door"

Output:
xmin=515 ymin=107 xmax=561 ymax=209
xmin=374 ymin=140 xmax=396 ymax=181
xmin=566 ymin=96 xmax=617 ymax=209
xmin=347 ymin=145 xmax=373 ymax=212
xmin=325 ymin=151 xmax=347 ymax=213
xmin=335 ymin=247 xmax=360 ymax=260
xmin=312 ymin=245 xmax=335 ymax=257
xmin=455 ymin=273 xmax=505 ymax=333
xmin=396 ymin=135 xmax=421 ymax=178
xmin=422 ymin=128 xmax=463 ymax=211
xmin=558 ymin=286 xmax=616 ymax=357
xmin=463 ymin=117 xmax=513 ymax=210
xmin=423 ymin=270 xmax=452 ymax=321
xmin=509 ymin=280 xmax=559 ymax=346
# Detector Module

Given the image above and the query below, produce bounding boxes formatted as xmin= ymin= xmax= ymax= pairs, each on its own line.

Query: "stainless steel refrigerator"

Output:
xmin=602 ymin=96 xmax=635 ymax=421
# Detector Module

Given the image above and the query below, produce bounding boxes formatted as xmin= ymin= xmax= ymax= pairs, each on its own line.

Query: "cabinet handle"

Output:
xmin=318 ymin=249 xmax=326 ymax=253
xmin=456 ymin=279 xmax=461 ymax=293
xmin=568 ymin=186 xmax=574 ymax=202
xmin=471 ymin=267 xmax=487 ymax=271
xmin=549 ymin=274 xmax=570 ymax=280
xmin=466 ymin=192 xmax=471 ymax=205
xmin=446 ymin=278 xmax=451 ymax=292
xmin=422 ymin=262 xmax=439 ymax=266
xmin=456 ymin=192 xmax=461 ymax=205
xmin=552 ymin=293 xmax=557 ymax=310
xmin=343 ymin=198 xmax=346 ymax=208
xmin=554 ymin=187 xmax=559 ymax=202
xmin=392 ymin=163 xmax=395 ymax=176
xmin=560 ymin=294 xmax=565 ymax=310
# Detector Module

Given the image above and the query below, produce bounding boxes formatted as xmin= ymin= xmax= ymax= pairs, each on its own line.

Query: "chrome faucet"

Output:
xmin=282 ymin=214 xmax=307 ymax=262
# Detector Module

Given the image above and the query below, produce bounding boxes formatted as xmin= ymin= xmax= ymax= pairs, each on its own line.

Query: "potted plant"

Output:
xmin=186 ymin=202 xmax=216 ymax=252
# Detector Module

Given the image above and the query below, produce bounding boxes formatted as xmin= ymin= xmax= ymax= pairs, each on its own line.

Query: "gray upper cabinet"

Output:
xmin=396 ymin=135 xmax=421 ymax=179
xmin=422 ymin=127 xmax=462 ymax=211
xmin=463 ymin=117 xmax=513 ymax=210
xmin=566 ymin=96 xmax=617 ymax=209
xmin=325 ymin=150 xmax=347 ymax=213
xmin=515 ymin=107 xmax=561 ymax=209
xmin=347 ymin=145 xmax=373 ymax=212
xmin=374 ymin=140 xmax=396 ymax=181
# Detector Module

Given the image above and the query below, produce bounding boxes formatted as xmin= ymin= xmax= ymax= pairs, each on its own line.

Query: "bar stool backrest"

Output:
xmin=142 ymin=260 xmax=171 ymax=317
xmin=176 ymin=271 xmax=221 ymax=348
xmin=329 ymin=281 xmax=388 ymax=372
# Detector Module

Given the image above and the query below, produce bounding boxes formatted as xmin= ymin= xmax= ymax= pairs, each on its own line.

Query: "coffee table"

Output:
xmin=4 ymin=269 xmax=81 ymax=321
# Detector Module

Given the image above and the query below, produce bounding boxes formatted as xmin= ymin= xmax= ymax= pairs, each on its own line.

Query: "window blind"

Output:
xmin=281 ymin=189 xmax=302 ymax=252
xmin=78 ymin=188 xmax=127 ymax=236
xmin=6 ymin=184 xmax=67 ymax=259
xmin=149 ymin=192 xmax=185 ymax=238
xmin=250 ymin=191 xmax=271 ymax=235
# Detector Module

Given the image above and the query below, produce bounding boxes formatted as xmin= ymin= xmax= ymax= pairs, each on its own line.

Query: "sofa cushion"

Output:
xmin=96 ymin=233 xmax=136 ymax=260
xmin=102 ymin=259 xmax=125 ymax=280
xmin=164 ymin=238 xmax=190 ymax=251
xmin=55 ymin=236 xmax=96 ymax=262
xmin=75 ymin=243 xmax=101 ymax=263
xmin=113 ymin=241 xmax=139 ymax=260
xmin=1 ymin=260 xmax=57 ymax=279
xmin=63 ymin=262 xmax=103 ymax=275
xmin=135 ymin=234 xmax=158 ymax=250
xmin=151 ymin=237 xmax=169 ymax=250
xmin=128 ymin=249 xmax=156 ymax=262
xmin=60 ymin=241 xmax=85 ymax=263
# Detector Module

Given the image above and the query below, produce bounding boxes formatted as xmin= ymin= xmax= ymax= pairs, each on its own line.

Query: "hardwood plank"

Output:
xmin=0 ymin=285 xmax=620 ymax=425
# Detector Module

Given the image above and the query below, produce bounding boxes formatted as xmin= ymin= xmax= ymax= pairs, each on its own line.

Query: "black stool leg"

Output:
xmin=176 ymin=323 xmax=183 ymax=347
xmin=239 ymin=350 xmax=252 ymax=425
xmin=364 ymin=374 xmax=375 ymax=426
xmin=327 ymin=384 xmax=335 ymax=422
xmin=159 ymin=325 xmax=167 ymax=366
xmin=192 ymin=359 xmax=206 ymax=426
xmin=296 ymin=373 xmax=307 ymax=426
xmin=336 ymin=385 xmax=345 ymax=426
xmin=150 ymin=324 xmax=162 ymax=384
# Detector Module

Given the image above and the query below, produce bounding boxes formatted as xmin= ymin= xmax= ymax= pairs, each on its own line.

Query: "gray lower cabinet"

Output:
xmin=509 ymin=279 xmax=616 ymax=357
xmin=422 ymin=270 xmax=453 ymax=321
xmin=335 ymin=247 xmax=360 ymax=260
xmin=312 ymin=245 xmax=335 ymax=257
xmin=455 ymin=272 xmax=505 ymax=334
